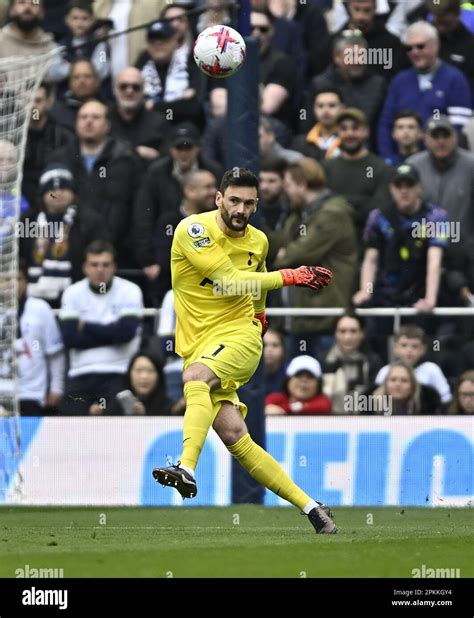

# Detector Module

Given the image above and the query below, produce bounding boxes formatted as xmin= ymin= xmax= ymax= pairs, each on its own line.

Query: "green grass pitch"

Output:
xmin=0 ymin=506 xmax=472 ymax=578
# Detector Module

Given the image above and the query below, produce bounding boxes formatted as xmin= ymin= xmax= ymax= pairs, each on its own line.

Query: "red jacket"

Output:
xmin=265 ymin=392 xmax=332 ymax=415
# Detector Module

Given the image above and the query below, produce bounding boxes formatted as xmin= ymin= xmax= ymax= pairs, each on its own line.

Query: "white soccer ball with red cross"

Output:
xmin=193 ymin=25 xmax=246 ymax=78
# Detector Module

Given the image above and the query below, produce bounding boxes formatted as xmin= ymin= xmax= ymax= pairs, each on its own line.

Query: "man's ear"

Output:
xmin=215 ymin=191 xmax=223 ymax=207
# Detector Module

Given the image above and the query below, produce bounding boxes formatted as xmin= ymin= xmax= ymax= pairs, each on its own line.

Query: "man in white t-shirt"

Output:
xmin=59 ymin=240 xmax=143 ymax=414
xmin=0 ymin=261 xmax=65 ymax=415
xmin=374 ymin=324 xmax=452 ymax=405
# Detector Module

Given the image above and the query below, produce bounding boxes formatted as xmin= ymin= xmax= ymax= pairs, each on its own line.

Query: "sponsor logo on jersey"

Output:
xmin=193 ymin=237 xmax=211 ymax=248
xmin=188 ymin=223 xmax=205 ymax=238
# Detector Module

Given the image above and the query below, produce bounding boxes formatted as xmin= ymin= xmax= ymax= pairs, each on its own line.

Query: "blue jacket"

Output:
xmin=377 ymin=61 xmax=472 ymax=163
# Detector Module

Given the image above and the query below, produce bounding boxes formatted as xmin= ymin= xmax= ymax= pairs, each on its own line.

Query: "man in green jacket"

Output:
xmin=269 ymin=157 xmax=359 ymax=359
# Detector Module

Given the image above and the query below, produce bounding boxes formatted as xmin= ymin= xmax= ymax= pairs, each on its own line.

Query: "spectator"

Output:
xmin=271 ymin=158 xmax=358 ymax=359
xmin=160 ymin=3 xmax=193 ymax=62
xmin=407 ymin=116 xmax=474 ymax=243
xmin=22 ymin=82 xmax=75 ymax=208
xmin=377 ymin=21 xmax=472 ymax=162
xmin=263 ymin=328 xmax=287 ymax=396
xmin=448 ymin=370 xmax=474 ymax=414
xmin=389 ymin=109 xmax=423 ymax=166
xmin=353 ymin=163 xmax=448 ymax=310
xmin=0 ymin=0 xmax=64 ymax=81
xmin=109 ymin=67 xmax=167 ymax=166
xmin=251 ymin=9 xmax=297 ymax=129
xmin=59 ymin=240 xmax=144 ymax=415
xmin=322 ymin=313 xmax=383 ymax=414
xmin=0 ymin=261 xmax=65 ymax=416
xmin=370 ymin=361 xmax=442 ymax=414
xmin=259 ymin=157 xmax=290 ymax=233
xmin=136 ymin=20 xmax=204 ymax=128
xmin=265 ymin=355 xmax=332 ymax=415
xmin=57 ymin=0 xmax=111 ymax=99
xmin=48 ymin=100 xmax=142 ymax=261
xmin=292 ymin=88 xmax=343 ymax=161
xmin=323 ymin=107 xmax=392 ymax=235
xmin=259 ymin=116 xmax=303 ymax=164
xmin=430 ymin=0 xmax=474 ymax=96
xmin=133 ymin=122 xmax=222 ymax=281
xmin=93 ymin=0 xmax=166 ymax=76
xmin=152 ymin=169 xmax=218 ymax=305
xmin=50 ymin=59 xmax=102 ymax=130
xmin=310 ymin=33 xmax=387 ymax=132
xmin=106 ymin=351 xmax=174 ymax=415
xmin=311 ymin=0 xmax=406 ymax=78
xmin=251 ymin=0 xmax=308 ymax=100
xmin=374 ymin=325 xmax=452 ymax=405
xmin=20 ymin=163 xmax=106 ymax=308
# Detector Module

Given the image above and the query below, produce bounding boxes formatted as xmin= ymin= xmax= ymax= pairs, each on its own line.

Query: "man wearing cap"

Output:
xmin=20 ymin=163 xmax=107 ymax=308
xmin=408 ymin=116 xmax=474 ymax=304
xmin=377 ymin=21 xmax=472 ymax=163
xmin=135 ymin=20 xmax=204 ymax=128
xmin=265 ymin=355 xmax=332 ymax=415
xmin=407 ymin=116 xmax=474 ymax=240
xmin=323 ymin=107 xmax=392 ymax=235
xmin=353 ymin=162 xmax=448 ymax=310
xmin=133 ymin=122 xmax=222 ymax=283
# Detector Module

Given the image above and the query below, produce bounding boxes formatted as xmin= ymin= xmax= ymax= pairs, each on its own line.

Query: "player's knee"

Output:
xmin=183 ymin=363 xmax=219 ymax=387
xmin=217 ymin=424 xmax=247 ymax=446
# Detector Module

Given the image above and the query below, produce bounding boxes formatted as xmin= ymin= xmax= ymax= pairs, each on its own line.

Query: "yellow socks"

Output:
xmin=227 ymin=433 xmax=312 ymax=510
xmin=180 ymin=381 xmax=214 ymax=470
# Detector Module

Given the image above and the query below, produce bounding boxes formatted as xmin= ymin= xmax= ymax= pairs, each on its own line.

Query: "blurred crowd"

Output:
xmin=0 ymin=0 xmax=473 ymax=416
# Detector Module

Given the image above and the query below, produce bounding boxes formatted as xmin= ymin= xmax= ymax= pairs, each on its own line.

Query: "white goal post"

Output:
xmin=0 ymin=50 xmax=56 ymax=499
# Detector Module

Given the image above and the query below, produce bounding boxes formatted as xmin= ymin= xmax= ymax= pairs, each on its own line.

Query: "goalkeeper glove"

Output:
xmin=254 ymin=311 xmax=269 ymax=336
xmin=279 ymin=266 xmax=333 ymax=291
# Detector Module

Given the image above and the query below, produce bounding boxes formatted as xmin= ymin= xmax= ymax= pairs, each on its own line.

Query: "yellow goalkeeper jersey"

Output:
xmin=171 ymin=210 xmax=269 ymax=359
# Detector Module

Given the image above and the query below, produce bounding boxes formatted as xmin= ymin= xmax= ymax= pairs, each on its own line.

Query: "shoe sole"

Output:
xmin=152 ymin=468 xmax=197 ymax=499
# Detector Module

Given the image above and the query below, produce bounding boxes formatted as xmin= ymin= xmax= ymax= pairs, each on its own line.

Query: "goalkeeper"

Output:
xmin=153 ymin=168 xmax=337 ymax=534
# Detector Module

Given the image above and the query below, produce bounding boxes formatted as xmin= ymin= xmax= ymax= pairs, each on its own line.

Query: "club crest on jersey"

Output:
xmin=188 ymin=223 xmax=205 ymax=238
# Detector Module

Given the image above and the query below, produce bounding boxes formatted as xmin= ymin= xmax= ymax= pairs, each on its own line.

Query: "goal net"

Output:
xmin=0 ymin=50 xmax=56 ymax=501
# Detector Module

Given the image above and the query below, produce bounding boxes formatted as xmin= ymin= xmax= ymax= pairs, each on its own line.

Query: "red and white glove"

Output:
xmin=254 ymin=311 xmax=269 ymax=336
xmin=279 ymin=266 xmax=333 ymax=291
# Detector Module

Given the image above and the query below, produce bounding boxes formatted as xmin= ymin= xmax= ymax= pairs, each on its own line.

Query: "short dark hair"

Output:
xmin=313 ymin=87 xmax=343 ymax=103
xmin=37 ymin=81 xmax=54 ymax=98
xmin=78 ymin=99 xmax=111 ymax=121
xmin=335 ymin=311 xmax=365 ymax=331
xmin=85 ymin=240 xmax=116 ymax=260
xmin=260 ymin=157 xmax=287 ymax=177
xmin=219 ymin=168 xmax=258 ymax=195
xmin=160 ymin=3 xmax=188 ymax=19
xmin=393 ymin=109 xmax=423 ymax=128
xmin=394 ymin=324 xmax=426 ymax=344
xmin=66 ymin=0 xmax=93 ymax=15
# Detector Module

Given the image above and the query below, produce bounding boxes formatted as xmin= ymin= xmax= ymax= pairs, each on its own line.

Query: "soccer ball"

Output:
xmin=193 ymin=25 xmax=246 ymax=78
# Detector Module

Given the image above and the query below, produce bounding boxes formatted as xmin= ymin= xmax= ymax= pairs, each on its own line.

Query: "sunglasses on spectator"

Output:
xmin=251 ymin=25 xmax=270 ymax=33
xmin=405 ymin=42 xmax=427 ymax=52
xmin=117 ymin=82 xmax=142 ymax=92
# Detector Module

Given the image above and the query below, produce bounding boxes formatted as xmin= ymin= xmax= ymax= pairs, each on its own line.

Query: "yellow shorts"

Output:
xmin=183 ymin=318 xmax=263 ymax=420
